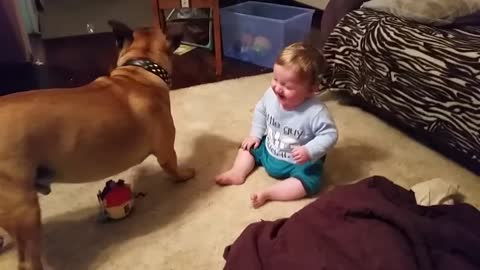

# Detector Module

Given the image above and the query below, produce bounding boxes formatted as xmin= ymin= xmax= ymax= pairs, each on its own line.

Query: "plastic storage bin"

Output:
xmin=220 ymin=1 xmax=314 ymax=68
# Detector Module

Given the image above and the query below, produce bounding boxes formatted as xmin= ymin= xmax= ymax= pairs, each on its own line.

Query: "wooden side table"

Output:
xmin=152 ymin=0 xmax=223 ymax=76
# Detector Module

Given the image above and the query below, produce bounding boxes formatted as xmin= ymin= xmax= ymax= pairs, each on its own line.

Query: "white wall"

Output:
xmin=40 ymin=0 xmax=153 ymax=39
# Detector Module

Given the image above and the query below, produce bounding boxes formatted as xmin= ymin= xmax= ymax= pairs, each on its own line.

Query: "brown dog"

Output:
xmin=0 ymin=20 xmax=194 ymax=270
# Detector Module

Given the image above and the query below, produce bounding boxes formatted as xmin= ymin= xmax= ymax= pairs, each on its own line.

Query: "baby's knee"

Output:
xmin=304 ymin=178 xmax=321 ymax=196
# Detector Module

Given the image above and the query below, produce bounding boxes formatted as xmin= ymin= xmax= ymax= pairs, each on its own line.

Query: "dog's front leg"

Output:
xmin=157 ymin=148 xmax=195 ymax=182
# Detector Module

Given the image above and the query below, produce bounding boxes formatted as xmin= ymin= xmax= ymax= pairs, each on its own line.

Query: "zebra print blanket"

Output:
xmin=323 ymin=8 xmax=480 ymax=174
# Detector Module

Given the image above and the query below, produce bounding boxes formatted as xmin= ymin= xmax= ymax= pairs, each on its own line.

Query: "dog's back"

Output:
xmin=0 ymin=79 xmax=159 ymax=182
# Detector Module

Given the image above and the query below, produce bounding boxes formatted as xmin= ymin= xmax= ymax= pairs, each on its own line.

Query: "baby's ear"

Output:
xmin=316 ymin=74 xmax=327 ymax=90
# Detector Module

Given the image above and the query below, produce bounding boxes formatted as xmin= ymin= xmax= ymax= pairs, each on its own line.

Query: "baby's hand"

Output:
xmin=292 ymin=146 xmax=310 ymax=164
xmin=241 ymin=136 xmax=260 ymax=151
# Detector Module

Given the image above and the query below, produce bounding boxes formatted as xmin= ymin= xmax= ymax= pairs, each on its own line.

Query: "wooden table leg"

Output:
xmin=212 ymin=0 xmax=223 ymax=76
xmin=152 ymin=0 xmax=166 ymax=30
xmin=152 ymin=0 xmax=223 ymax=76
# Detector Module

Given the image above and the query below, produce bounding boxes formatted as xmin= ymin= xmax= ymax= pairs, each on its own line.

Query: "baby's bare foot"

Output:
xmin=215 ymin=170 xmax=246 ymax=185
xmin=250 ymin=192 xmax=270 ymax=208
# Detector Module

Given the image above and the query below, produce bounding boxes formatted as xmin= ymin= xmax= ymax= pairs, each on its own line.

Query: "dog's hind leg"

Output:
xmin=15 ymin=194 xmax=43 ymax=270
xmin=0 ymin=171 xmax=43 ymax=270
xmin=16 ymin=231 xmax=26 ymax=267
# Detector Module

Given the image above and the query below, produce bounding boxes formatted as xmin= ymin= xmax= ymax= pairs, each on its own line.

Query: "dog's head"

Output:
xmin=108 ymin=20 xmax=182 ymax=74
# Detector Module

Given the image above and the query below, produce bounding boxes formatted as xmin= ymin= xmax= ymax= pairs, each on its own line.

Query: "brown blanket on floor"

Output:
xmin=223 ymin=176 xmax=480 ymax=270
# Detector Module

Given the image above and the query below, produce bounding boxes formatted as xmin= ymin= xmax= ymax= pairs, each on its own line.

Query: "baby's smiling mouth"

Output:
xmin=275 ymin=91 xmax=285 ymax=100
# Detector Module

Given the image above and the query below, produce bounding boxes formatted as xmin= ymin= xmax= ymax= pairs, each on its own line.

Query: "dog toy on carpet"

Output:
xmin=0 ymin=230 xmax=12 ymax=253
xmin=97 ymin=179 xmax=135 ymax=221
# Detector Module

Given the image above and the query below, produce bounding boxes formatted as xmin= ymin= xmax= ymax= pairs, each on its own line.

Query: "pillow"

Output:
xmin=361 ymin=0 xmax=480 ymax=25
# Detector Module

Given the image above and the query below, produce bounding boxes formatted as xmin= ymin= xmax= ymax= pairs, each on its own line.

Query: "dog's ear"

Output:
xmin=166 ymin=27 xmax=183 ymax=53
xmin=108 ymin=20 xmax=133 ymax=49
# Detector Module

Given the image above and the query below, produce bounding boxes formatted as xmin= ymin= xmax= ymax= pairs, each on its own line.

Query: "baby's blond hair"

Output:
xmin=275 ymin=42 xmax=326 ymax=86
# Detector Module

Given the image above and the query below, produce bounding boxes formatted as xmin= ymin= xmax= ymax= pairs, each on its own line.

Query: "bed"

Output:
xmin=322 ymin=7 xmax=480 ymax=174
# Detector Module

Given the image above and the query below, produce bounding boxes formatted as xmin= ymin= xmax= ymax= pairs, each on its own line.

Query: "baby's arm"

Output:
xmin=249 ymin=91 xmax=268 ymax=139
xmin=304 ymin=107 xmax=338 ymax=161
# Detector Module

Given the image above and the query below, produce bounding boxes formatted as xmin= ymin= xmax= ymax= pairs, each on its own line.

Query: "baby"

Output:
xmin=215 ymin=42 xmax=338 ymax=208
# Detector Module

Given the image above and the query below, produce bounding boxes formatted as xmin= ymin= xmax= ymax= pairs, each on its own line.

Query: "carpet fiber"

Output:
xmin=1 ymin=73 xmax=479 ymax=269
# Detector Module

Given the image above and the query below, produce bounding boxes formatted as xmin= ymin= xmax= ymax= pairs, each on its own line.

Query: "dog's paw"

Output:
xmin=176 ymin=168 xmax=195 ymax=182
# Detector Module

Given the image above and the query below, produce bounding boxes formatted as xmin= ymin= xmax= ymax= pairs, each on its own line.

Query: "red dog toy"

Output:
xmin=97 ymin=179 xmax=134 ymax=220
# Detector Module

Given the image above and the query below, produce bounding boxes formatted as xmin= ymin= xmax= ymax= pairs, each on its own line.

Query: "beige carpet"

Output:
xmin=1 ymin=73 xmax=479 ymax=269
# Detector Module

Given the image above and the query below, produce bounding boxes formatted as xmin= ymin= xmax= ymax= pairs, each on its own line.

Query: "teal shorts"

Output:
xmin=250 ymin=137 xmax=324 ymax=196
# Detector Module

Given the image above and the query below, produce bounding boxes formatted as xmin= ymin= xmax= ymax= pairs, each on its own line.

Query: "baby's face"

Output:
xmin=271 ymin=64 xmax=314 ymax=110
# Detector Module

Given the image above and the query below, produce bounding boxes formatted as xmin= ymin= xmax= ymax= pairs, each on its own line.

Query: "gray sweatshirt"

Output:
xmin=250 ymin=88 xmax=338 ymax=163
